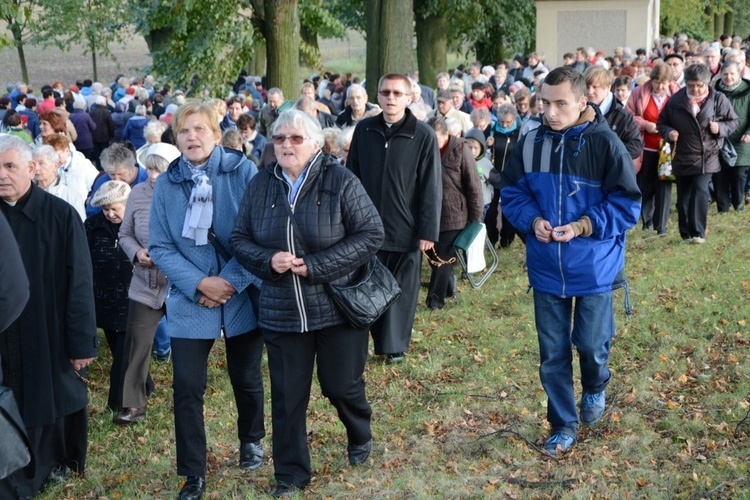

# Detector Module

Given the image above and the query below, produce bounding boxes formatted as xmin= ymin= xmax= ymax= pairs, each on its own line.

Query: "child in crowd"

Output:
xmin=465 ymin=128 xmax=499 ymax=220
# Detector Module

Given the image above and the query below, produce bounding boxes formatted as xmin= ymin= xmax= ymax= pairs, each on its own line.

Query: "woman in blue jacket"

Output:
xmin=148 ymin=102 xmax=264 ymax=500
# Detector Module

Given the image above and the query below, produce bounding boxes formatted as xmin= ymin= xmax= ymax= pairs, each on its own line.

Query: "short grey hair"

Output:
xmin=95 ymin=95 xmax=107 ymax=106
xmin=100 ymin=143 xmax=136 ymax=174
xmin=73 ymin=99 xmax=86 ymax=110
xmin=135 ymin=105 xmax=147 ymax=116
xmin=143 ymin=120 xmax=168 ymax=143
xmin=0 ymin=135 xmax=32 ymax=164
xmin=336 ymin=126 xmax=355 ymax=151
xmin=685 ymin=63 xmax=712 ymax=85
xmin=271 ymin=109 xmax=325 ymax=149
xmin=496 ymin=103 xmax=518 ymax=121
xmin=32 ymin=144 xmax=60 ymax=165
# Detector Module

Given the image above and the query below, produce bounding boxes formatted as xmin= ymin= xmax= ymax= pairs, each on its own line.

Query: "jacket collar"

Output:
xmin=371 ymin=108 xmax=418 ymax=138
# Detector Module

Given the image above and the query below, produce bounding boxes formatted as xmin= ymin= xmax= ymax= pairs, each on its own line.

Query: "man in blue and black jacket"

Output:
xmin=500 ymin=66 xmax=641 ymax=457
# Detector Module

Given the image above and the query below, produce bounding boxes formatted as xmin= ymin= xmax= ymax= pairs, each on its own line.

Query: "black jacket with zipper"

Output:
xmin=230 ymin=153 xmax=384 ymax=333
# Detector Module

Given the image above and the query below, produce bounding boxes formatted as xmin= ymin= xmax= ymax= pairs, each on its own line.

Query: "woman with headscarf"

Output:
xmin=714 ymin=61 xmax=750 ymax=212
xmin=148 ymin=102 xmax=264 ymax=500
xmin=658 ymin=64 xmax=738 ymax=243
xmin=85 ymin=180 xmax=132 ymax=412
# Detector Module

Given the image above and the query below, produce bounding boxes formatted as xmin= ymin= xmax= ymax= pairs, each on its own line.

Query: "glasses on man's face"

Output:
xmin=271 ymin=134 xmax=309 ymax=145
xmin=378 ymin=90 xmax=409 ymax=98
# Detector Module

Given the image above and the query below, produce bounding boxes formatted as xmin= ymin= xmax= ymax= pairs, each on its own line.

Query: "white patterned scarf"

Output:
xmin=181 ymin=163 xmax=213 ymax=245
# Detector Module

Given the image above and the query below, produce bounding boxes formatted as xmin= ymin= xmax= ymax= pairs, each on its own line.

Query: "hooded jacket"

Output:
xmin=500 ymin=105 xmax=641 ymax=298
xmin=465 ymin=128 xmax=498 ymax=205
xmin=437 ymin=134 xmax=484 ymax=231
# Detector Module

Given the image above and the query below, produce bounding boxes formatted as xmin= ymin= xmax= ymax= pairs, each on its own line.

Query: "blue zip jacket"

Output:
xmin=500 ymin=105 xmax=641 ymax=298
xmin=149 ymin=146 xmax=262 ymax=339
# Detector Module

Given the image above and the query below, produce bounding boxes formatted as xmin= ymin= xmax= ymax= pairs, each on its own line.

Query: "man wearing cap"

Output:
xmin=664 ymin=53 xmax=686 ymax=87
xmin=431 ymin=89 xmax=472 ymax=133
xmin=0 ymin=135 xmax=98 ymax=497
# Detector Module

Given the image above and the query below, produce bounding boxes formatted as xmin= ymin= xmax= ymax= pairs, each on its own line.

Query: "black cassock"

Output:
xmin=0 ymin=184 xmax=99 ymax=498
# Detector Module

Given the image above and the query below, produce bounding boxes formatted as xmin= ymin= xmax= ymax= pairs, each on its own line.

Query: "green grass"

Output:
xmin=40 ymin=204 xmax=750 ymax=499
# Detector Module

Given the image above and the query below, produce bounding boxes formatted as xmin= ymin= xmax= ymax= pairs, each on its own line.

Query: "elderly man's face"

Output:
xmin=437 ymin=99 xmax=452 ymax=115
xmin=267 ymin=93 xmax=283 ymax=109
xmin=470 ymin=65 xmax=480 ymax=77
xmin=704 ymin=51 xmax=720 ymax=69
xmin=348 ymin=89 xmax=367 ymax=112
xmin=110 ymin=165 xmax=138 ymax=185
xmin=0 ymin=148 xmax=35 ymax=203
xmin=301 ymin=87 xmax=315 ymax=100
xmin=667 ymin=58 xmax=684 ymax=79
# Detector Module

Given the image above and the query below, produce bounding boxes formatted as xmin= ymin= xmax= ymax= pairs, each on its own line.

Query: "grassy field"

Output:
xmin=40 ymin=204 xmax=750 ymax=499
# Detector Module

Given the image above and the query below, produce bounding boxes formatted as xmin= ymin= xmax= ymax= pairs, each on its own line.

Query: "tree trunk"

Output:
xmin=366 ymin=0 xmax=414 ymax=100
xmin=300 ymin=23 xmax=320 ymax=68
xmin=92 ymin=46 xmax=98 ymax=82
xmin=265 ymin=0 xmax=299 ymax=99
xmin=414 ymin=0 xmax=447 ymax=91
xmin=10 ymin=23 xmax=28 ymax=83
xmin=144 ymin=28 xmax=173 ymax=55
xmin=705 ymin=3 xmax=714 ymax=39
xmin=724 ymin=4 xmax=734 ymax=36
xmin=248 ymin=42 xmax=267 ymax=77
xmin=714 ymin=12 xmax=724 ymax=38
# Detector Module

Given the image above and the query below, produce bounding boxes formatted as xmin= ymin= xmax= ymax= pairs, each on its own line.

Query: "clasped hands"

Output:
xmin=197 ymin=276 xmax=236 ymax=308
xmin=271 ymin=251 xmax=309 ymax=277
xmin=534 ymin=219 xmax=577 ymax=243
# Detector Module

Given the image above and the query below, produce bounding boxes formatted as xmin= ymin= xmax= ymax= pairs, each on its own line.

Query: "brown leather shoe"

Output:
xmin=113 ymin=407 xmax=145 ymax=425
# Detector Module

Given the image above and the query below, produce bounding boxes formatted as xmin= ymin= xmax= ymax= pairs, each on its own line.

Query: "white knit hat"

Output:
xmin=147 ymin=142 xmax=181 ymax=164
xmin=90 ymin=180 xmax=131 ymax=207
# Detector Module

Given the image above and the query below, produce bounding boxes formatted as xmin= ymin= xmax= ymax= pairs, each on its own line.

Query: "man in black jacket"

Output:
xmin=584 ymin=67 xmax=644 ymax=165
xmin=0 ymin=136 xmax=98 ymax=498
xmin=347 ymin=74 xmax=442 ymax=363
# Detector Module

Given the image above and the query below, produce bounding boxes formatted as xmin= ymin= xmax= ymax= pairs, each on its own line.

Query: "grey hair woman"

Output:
xmin=230 ymin=109 xmax=384 ymax=497
xmin=115 ymin=143 xmax=180 ymax=427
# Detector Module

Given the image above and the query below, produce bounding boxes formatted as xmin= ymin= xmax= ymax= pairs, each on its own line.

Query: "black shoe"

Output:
xmin=113 ymin=407 xmax=145 ymax=425
xmin=348 ymin=439 xmax=372 ymax=465
xmin=239 ymin=441 xmax=263 ymax=471
xmin=179 ymin=476 xmax=205 ymax=500
xmin=273 ymin=482 xmax=305 ymax=498
xmin=385 ymin=352 xmax=405 ymax=363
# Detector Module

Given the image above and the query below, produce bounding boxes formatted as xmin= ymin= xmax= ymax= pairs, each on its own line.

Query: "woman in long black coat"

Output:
xmin=85 ymin=180 xmax=133 ymax=412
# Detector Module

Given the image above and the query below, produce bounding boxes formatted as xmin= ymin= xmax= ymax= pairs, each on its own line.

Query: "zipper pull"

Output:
xmin=385 ymin=140 xmax=389 ymax=149
xmin=555 ymin=140 xmax=562 ymax=153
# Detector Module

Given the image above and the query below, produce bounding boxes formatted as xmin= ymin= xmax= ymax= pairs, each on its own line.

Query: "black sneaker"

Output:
xmin=154 ymin=349 xmax=171 ymax=363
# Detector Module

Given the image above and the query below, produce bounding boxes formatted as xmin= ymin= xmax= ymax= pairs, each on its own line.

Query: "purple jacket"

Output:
xmin=69 ymin=109 xmax=97 ymax=151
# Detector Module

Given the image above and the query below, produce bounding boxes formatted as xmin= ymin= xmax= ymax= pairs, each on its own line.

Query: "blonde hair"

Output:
xmin=172 ymin=102 xmax=221 ymax=140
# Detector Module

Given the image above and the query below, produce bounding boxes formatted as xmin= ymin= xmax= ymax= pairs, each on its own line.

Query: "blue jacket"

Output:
xmin=85 ymin=166 xmax=149 ymax=217
xmin=500 ymin=105 xmax=641 ymax=298
xmin=149 ymin=146 xmax=262 ymax=339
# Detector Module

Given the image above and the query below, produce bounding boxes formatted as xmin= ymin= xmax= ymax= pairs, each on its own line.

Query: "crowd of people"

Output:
xmin=1 ymin=31 xmax=750 ymax=498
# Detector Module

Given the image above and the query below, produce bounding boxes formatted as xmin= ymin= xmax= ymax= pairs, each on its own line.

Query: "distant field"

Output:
xmin=0 ymin=29 xmax=368 ymax=91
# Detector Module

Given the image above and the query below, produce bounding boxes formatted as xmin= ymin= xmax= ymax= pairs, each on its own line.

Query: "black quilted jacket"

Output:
xmin=230 ymin=152 xmax=384 ymax=332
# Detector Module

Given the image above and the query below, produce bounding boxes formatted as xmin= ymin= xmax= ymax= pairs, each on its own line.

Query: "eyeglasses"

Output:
xmin=271 ymin=135 xmax=310 ymax=145
xmin=378 ymin=90 xmax=410 ymax=98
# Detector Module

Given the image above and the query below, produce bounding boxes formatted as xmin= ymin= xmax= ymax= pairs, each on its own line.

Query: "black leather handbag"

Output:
xmin=279 ymin=179 xmax=400 ymax=330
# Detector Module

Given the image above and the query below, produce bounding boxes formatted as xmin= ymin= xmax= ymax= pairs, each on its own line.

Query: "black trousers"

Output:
xmin=370 ymin=250 xmax=422 ymax=355
xmin=676 ymin=173 xmax=712 ymax=239
xmin=426 ymin=229 xmax=460 ymax=309
xmin=103 ymin=329 xmax=125 ymax=412
xmin=120 ymin=300 xmax=163 ymax=409
xmin=637 ymin=150 xmax=673 ymax=232
xmin=713 ymin=164 xmax=749 ymax=211
xmin=263 ymin=324 xmax=371 ymax=488
xmin=171 ymin=331 xmax=265 ymax=477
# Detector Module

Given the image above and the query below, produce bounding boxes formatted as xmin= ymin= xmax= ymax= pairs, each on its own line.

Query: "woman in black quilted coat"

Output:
xmin=85 ymin=180 xmax=133 ymax=412
xmin=231 ymin=110 xmax=383 ymax=498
